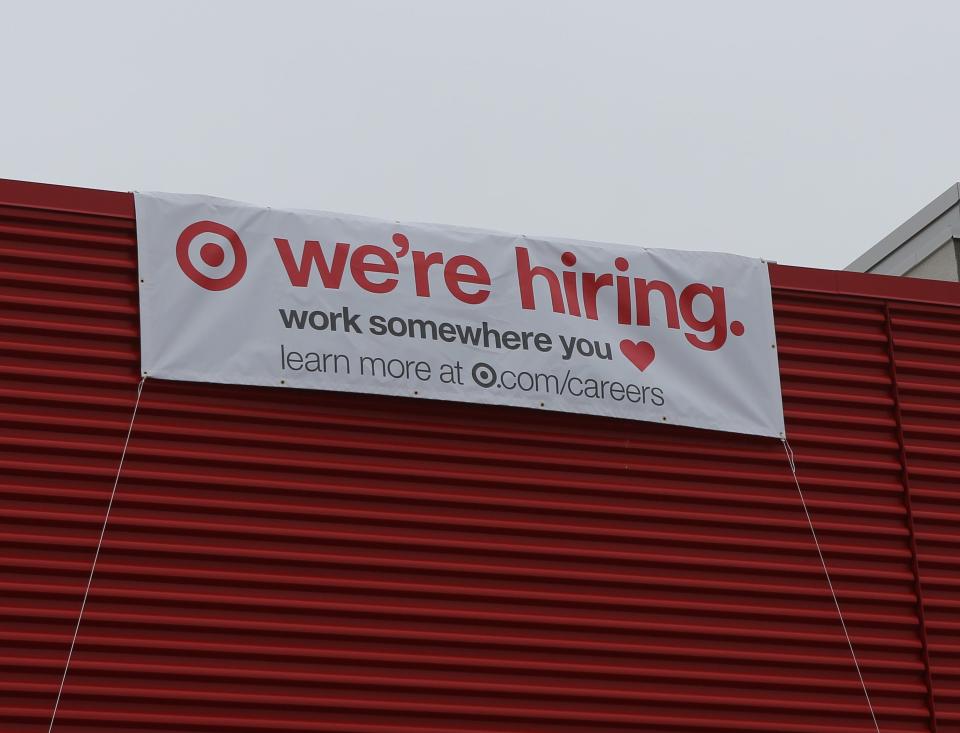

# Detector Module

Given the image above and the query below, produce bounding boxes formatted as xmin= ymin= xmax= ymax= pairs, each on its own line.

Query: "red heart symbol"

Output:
xmin=619 ymin=339 xmax=656 ymax=371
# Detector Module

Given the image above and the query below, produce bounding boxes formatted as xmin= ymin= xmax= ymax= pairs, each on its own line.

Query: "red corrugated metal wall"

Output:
xmin=887 ymin=301 xmax=960 ymax=731
xmin=1 ymin=179 xmax=958 ymax=732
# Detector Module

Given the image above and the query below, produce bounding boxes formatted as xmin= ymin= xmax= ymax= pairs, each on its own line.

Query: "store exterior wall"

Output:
xmin=1 ymin=178 xmax=959 ymax=732
xmin=847 ymin=183 xmax=960 ymax=283
xmin=902 ymin=241 xmax=959 ymax=281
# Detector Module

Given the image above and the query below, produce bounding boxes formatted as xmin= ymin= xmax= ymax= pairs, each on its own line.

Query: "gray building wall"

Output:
xmin=903 ymin=240 xmax=959 ymax=280
xmin=847 ymin=184 xmax=960 ymax=282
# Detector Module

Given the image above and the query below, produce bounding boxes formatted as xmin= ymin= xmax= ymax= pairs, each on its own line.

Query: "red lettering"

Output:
xmin=412 ymin=250 xmax=444 ymax=297
xmin=274 ymin=238 xmax=349 ymax=288
xmin=444 ymin=255 xmax=491 ymax=305
xmin=616 ymin=275 xmax=631 ymax=324
xmin=516 ymin=247 xmax=564 ymax=313
xmin=635 ymin=279 xmax=679 ymax=329
xmin=680 ymin=284 xmax=727 ymax=351
xmin=562 ymin=270 xmax=581 ymax=317
xmin=350 ymin=245 xmax=398 ymax=294
xmin=582 ymin=273 xmax=614 ymax=320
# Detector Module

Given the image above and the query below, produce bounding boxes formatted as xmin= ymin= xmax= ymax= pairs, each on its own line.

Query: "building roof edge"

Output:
xmin=846 ymin=183 xmax=960 ymax=272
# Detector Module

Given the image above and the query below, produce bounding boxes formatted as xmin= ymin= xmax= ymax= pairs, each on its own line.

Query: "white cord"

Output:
xmin=783 ymin=437 xmax=881 ymax=733
xmin=44 ymin=389 xmax=878 ymax=730
xmin=47 ymin=377 xmax=146 ymax=733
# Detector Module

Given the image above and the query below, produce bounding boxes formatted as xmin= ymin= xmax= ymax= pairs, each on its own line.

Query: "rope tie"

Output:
xmin=46 ymin=383 xmax=879 ymax=731
xmin=48 ymin=377 xmax=146 ymax=733
xmin=783 ymin=437 xmax=881 ymax=733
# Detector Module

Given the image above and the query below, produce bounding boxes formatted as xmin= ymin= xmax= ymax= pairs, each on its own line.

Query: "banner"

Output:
xmin=136 ymin=192 xmax=785 ymax=437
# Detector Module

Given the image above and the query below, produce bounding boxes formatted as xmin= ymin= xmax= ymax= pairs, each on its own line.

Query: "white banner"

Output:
xmin=136 ymin=192 xmax=785 ymax=437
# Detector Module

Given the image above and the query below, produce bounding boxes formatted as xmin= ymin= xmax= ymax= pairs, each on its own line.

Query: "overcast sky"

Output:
xmin=4 ymin=0 xmax=960 ymax=269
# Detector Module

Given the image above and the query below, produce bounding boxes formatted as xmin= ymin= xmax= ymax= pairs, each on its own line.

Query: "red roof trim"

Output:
xmin=769 ymin=263 xmax=960 ymax=307
xmin=2 ymin=178 xmax=959 ymax=307
xmin=0 ymin=178 xmax=134 ymax=219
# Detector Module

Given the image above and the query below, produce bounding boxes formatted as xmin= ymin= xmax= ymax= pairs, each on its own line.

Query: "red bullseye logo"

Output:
xmin=176 ymin=220 xmax=247 ymax=290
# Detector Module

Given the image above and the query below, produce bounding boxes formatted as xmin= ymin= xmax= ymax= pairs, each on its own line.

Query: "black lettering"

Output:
xmin=414 ymin=361 xmax=431 ymax=380
xmin=360 ymin=356 xmax=386 ymax=376
xmin=438 ymin=322 xmax=457 ymax=342
xmin=368 ymin=314 xmax=386 ymax=335
xmin=308 ymin=310 xmax=330 ymax=330
xmin=279 ymin=308 xmax=308 ymax=329
xmin=407 ymin=318 xmax=439 ymax=341
xmin=502 ymin=331 xmax=521 ymax=350
xmin=455 ymin=323 xmax=483 ymax=346
xmin=286 ymin=350 xmax=303 ymax=370
xmin=342 ymin=306 xmax=362 ymax=334
xmin=534 ymin=333 xmax=552 ymax=352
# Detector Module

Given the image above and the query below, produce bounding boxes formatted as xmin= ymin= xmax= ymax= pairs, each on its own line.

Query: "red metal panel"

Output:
xmin=1 ymin=179 xmax=956 ymax=732
xmin=887 ymin=301 xmax=960 ymax=731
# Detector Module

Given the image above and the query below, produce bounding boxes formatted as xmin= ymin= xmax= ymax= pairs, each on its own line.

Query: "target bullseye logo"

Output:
xmin=176 ymin=220 xmax=247 ymax=290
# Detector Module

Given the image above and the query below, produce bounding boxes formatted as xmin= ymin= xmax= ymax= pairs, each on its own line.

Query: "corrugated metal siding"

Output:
xmin=1 ymin=179 xmax=957 ymax=732
xmin=888 ymin=302 xmax=960 ymax=731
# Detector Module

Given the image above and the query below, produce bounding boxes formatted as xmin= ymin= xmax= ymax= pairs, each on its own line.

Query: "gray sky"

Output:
xmin=4 ymin=0 xmax=960 ymax=270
